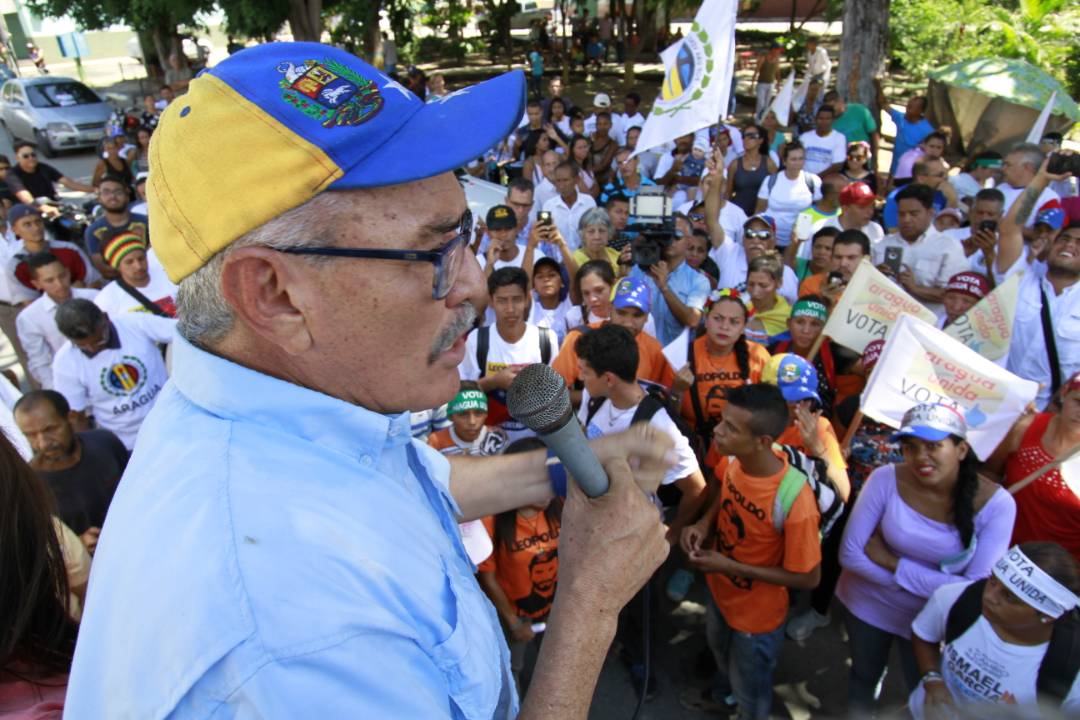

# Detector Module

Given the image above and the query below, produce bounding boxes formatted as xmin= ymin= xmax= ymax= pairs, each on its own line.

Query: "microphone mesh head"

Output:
xmin=506 ymin=363 xmax=571 ymax=433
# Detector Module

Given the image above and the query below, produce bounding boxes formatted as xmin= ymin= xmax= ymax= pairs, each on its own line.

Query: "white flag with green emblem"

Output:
xmin=632 ymin=0 xmax=738 ymax=156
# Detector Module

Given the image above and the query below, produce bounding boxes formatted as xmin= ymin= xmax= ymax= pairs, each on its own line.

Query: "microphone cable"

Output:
xmin=629 ymin=582 xmax=651 ymax=720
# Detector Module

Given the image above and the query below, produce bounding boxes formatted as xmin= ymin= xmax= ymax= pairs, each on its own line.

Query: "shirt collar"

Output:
xmin=170 ymin=333 xmax=413 ymax=462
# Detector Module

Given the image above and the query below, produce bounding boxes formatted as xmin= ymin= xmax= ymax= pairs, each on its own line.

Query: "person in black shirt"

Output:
xmin=7 ymin=142 xmax=94 ymax=214
xmin=13 ymin=390 xmax=128 ymax=554
xmin=0 ymin=153 xmax=16 ymax=208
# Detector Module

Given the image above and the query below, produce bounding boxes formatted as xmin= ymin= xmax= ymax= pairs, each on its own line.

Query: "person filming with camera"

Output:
xmin=623 ymin=192 xmax=710 ymax=346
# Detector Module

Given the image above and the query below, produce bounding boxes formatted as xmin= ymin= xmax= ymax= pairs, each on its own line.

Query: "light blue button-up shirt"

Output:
xmin=65 ymin=333 xmax=517 ymax=719
xmin=631 ymin=261 xmax=710 ymax=346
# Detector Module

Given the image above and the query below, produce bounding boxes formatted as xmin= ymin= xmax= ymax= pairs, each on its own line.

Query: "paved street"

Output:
xmin=587 ymin=558 xmax=911 ymax=719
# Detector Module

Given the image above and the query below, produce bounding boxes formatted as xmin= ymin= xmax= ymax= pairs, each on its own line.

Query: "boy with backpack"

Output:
xmin=575 ymin=323 xmax=707 ymax=699
xmin=459 ymin=267 xmax=559 ymax=441
xmin=680 ymin=383 xmax=823 ymax=719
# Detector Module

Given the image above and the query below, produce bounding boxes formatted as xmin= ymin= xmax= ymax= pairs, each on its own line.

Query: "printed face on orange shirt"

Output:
xmin=530 ymin=556 xmax=558 ymax=597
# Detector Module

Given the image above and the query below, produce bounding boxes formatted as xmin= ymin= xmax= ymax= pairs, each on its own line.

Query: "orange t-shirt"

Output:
xmin=552 ymin=324 xmax=676 ymax=391
xmin=705 ymin=452 xmax=822 ymax=633
xmin=776 ymin=416 xmax=848 ymax=471
xmin=799 ymin=272 xmax=827 ymax=298
xmin=679 ymin=337 xmax=770 ymax=429
xmin=478 ymin=512 xmax=561 ymax=622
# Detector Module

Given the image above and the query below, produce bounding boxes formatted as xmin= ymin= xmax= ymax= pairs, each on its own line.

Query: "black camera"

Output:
xmin=1047 ymin=153 xmax=1080 ymax=177
xmin=627 ymin=187 xmax=676 ymax=270
xmin=979 ymin=220 xmax=998 ymax=233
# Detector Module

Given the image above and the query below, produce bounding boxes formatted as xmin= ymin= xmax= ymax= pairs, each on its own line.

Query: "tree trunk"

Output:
xmin=288 ymin=0 xmax=324 ymax=42
xmin=836 ymin=0 xmax=889 ymax=117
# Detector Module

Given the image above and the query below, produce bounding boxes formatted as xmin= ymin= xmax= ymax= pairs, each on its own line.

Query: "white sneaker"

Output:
xmin=786 ymin=608 xmax=830 ymax=642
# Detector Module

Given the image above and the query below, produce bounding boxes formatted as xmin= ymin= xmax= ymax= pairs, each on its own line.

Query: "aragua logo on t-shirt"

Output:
xmin=99 ymin=355 xmax=147 ymax=397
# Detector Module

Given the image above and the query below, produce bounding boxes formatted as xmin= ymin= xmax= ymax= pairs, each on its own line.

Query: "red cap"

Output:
xmin=839 ymin=181 xmax=875 ymax=206
xmin=862 ymin=339 xmax=885 ymax=372
xmin=946 ymin=272 xmax=989 ymax=301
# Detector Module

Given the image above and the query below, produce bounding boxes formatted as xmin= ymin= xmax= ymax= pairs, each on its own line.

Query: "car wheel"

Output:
xmin=34 ymin=129 xmax=57 ymax=158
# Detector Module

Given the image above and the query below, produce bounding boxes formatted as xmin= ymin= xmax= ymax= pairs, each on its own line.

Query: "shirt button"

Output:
xmin=360 ymin=455 xmax=374 ymax=467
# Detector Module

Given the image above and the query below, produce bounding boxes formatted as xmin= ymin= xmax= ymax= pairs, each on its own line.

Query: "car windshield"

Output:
xmin=25 ymin=82 xmax=100 ymax=108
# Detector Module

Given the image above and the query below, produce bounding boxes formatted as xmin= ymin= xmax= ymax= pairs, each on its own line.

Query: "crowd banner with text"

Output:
xmin=633 ymin=0 xmax=738 ymax=156
xmin=861 ymin=314 xmax=1038 ymax=459
xmin=820 ymin=260 xmax=937 ymax=354
xmin=943 ymin=272 xmax=1020 ymax=361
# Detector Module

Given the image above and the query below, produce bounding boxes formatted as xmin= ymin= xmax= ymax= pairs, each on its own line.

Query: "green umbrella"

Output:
xmin=926 ymin=57 xmax=1078 ymax=155
xmin=928 ymin=57 xmax=1080 ymax=121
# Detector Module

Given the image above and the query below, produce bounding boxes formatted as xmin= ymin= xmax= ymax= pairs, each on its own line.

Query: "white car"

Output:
xmin=0 ymin=77 xmax=112 ymax=157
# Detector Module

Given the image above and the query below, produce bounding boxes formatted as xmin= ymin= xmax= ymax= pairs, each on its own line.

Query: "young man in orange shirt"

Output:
xmin=680 ymin=383 xmax=821 ymax=719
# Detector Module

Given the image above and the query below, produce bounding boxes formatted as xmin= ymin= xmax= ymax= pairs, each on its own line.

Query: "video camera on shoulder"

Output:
xmin=627 ymin=187 xmax=676 ymax=270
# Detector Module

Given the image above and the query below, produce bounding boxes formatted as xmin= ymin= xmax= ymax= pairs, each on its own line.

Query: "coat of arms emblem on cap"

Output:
xmin=276 ymin=59 xmax=383 ymax=128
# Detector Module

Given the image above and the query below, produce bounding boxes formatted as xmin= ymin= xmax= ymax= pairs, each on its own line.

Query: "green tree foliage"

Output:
xmin=889 ymin=0 xmax=1080 ymax=91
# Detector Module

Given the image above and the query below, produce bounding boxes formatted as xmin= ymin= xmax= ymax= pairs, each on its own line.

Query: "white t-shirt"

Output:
xmin=530 ymin=295 xmax=573 ymax=344
xmin=798 ymin=129 xmax=847 ymax=176
xmin=477 ymin=245 xmax=547 ymax=272
xmin=93 ymin=271 xmax=178 ymax=317
xmin=809 ymin=216 xmax=886 ymax=259
xmin=909 ymin=581 xmax=1080 ymax=719
xmin=757 ymin=171 xmax=823 ymax=247
xmin=458 ymin=323 xmax=560 ymax=441
xmin=51 ymin=313 xmax=176 ymax=449
xmin=578 ymin=388 xmax=699 ymax=486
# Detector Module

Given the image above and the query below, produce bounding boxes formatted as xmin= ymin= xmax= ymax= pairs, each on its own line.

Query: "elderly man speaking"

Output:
xmin=65 ymin=43 xmax=672 ymax=718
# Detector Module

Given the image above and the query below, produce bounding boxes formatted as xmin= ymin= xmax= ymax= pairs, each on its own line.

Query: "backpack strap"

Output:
xmin=539 ymin=327 xmax=552 ymax=365
xmin=1037 ymin=611 xmax=1080 ymax=705
xmin=476 ymin=326 xmax=490 ymax=379
xmin=116 ymin=279 xmax=170 ymax=317
xmin=944 ymin=578 xmax=987 ymax=645
xmin=631 ymin=391 xmax=666 ymax=425
xmin=766 ymin=172 xmax=779 ymax=194
xmin=771 ymin=445 xmax=806 ymax=533
xmin=584 ymin=395 xmax=606 ymax=427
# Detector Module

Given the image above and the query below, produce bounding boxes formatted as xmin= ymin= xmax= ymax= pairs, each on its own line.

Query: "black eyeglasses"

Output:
xmin=688 ymin=213 xmax=706 ymax=222
xmin=18 ymin=152 xmax=35 ymax=159
xmin=277 ymin=209 xmax=472 ymax=300
xmin=745 ymin=229 xmax=772 ymax=240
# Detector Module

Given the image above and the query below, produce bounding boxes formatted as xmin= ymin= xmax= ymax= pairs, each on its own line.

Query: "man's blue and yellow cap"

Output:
xmin=149 ymin=42 xmax=525 ymax=283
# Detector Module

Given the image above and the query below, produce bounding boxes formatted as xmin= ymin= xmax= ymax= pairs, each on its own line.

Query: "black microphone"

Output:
xmin=506 ymin=363 xmax=609 ymax=497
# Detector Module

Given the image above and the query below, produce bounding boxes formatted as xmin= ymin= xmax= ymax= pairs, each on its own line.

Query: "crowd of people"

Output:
xmin=0 ymin=34 xmax=1078 ymax=720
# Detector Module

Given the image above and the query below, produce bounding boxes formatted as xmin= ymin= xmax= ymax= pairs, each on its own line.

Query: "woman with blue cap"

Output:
xmin=835 ymin=402 xmax=1017 ymax=714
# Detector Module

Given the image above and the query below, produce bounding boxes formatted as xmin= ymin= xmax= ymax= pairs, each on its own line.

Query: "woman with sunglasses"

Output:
xmin=727 ymin=122 xmax=776 ymax=217
xmin=836 ymin=404 xmax=1016 ymax=715
xmin=841 ymin=141 xmax=877 ymax=196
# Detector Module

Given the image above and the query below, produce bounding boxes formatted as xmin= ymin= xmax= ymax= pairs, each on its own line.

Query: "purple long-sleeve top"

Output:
xmin=835 ymin=464 xmax=1016 ymax=638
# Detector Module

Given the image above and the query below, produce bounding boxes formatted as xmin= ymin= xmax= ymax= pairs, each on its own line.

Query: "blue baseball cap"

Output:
xmin=7 ymin=203 xmax=40 ymax=226
xmin=774 ymin=355 xmax=820 ymax=403
xmin=891 ymin=403 xmax=968 ymax=442
xmin=148 ymin=42 xmax=525 ymax=282
xmin=1035 ymin=207 xmax=1066 ymax=231
xmin=612 ymin=277 xmax=651 ymax=313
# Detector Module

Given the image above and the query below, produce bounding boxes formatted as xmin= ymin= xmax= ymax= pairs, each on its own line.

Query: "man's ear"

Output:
xmin=218 ymin=247 xmax=316 ymax=355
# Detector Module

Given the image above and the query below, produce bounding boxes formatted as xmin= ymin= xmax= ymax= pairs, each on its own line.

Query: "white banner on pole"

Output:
xmin=1026 ymin=91 xmax=1057 ymax=145
xmin=633 ymin=0 xmax=738 ymax=156
xmin=768 ymin=71 xmax=796 ymax=127
xmin=860 ymin=314 xmax=1038 ymax=459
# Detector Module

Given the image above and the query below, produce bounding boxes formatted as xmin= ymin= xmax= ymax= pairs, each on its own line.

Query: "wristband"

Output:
xmin=920 ymin=670 xmax=944 ymax=687
xmin=546 ymin=448 xmax=567 ymax=498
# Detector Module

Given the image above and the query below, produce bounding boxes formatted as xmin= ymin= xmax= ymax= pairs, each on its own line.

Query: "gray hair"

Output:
xmin=56 ymin=298 xmax=103 ymax=340
xmin=176 ymin=192 xmax=340 ymax=347
xmin=1008 ymin=142 xmax=1044 ymax=171
xmin=578 ymin=207 xmax=614 ymax=239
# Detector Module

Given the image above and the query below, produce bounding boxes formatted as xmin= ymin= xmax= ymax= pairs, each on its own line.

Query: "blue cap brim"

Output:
xmin=332 ymin=70 xmax=525 ymax=189
xmin=780 ymin=386 xmax=820 ymax=403
xmin=890 ymin=426 xmax=951 ymax=443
